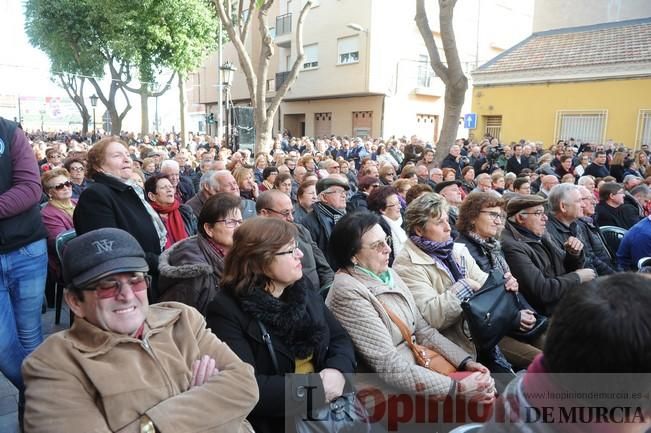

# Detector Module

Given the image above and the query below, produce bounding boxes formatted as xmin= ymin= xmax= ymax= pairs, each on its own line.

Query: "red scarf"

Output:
xmin=150 ymin=199 xmax=188 ymax=248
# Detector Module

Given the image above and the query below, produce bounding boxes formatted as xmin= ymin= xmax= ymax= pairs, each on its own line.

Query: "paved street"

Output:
xmin=0 ymin=304 xmax=71 ymax=433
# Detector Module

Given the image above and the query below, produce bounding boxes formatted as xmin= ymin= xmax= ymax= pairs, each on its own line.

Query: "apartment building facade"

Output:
xmin=188 ymin=0 xmax=532 ymax=144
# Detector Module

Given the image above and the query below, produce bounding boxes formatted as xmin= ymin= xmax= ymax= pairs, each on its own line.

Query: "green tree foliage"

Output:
xmin=25 ymin=0 xmax=218 ymax=135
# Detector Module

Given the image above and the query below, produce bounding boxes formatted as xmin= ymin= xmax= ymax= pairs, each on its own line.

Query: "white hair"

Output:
xmin=160 ymin=159 xmax=180 ymax=172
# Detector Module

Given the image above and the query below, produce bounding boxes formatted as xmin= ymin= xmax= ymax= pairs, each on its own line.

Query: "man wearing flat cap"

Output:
xmin=500 ymin=195 xmax=596 ymax=316
xmin=300 ymin=176 xmax=350 ymax=268
xmin=434 ymin=180 xmax=463 ymax=238
xmin=22 ymin=228 xmax=258 ymax=433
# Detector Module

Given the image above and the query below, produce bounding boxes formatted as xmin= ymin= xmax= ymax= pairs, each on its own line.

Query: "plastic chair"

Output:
xmin=599 ymin=225 xmax=627 ymax=258
xmin=449 ymin=424 xmax=483 ymax=433
xmin=54 ymin=229 xmax=76 ymax=325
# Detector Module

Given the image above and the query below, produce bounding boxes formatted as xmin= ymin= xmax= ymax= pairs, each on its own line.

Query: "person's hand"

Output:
xmin=464 ymin=278 xmax=483 ymax=292
xmin=504 ymin=272 xmax=519 ymax=292
xmin=458 ymin=372 xmax=496 ymax=403
xmin=519 ymin=309 xmax=536 ymax=331
xmin=251 ymin=181 xmax=259 ymax=199
xmin=190 ymin=355 xmax=219 ymax=388
xmin=575 ymin=268 xmax=596 ymax=283
xmin=319 ymin=368 xmax=346 ymax=402
xmin=564 ymin=236 xmax=584 ymax=255
xmin=463 ymin=360 xmax=489 ymax=374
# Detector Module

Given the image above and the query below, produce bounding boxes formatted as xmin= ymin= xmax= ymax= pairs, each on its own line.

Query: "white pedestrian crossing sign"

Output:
xmin=464 ymin=113 xmax=477 ymax=129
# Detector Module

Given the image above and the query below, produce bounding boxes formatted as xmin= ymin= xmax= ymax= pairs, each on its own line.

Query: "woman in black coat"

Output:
xmin=206 ymin=218 xmax=356 ymax=433
xmin=73 ymin=137 xmax=164 ymax=298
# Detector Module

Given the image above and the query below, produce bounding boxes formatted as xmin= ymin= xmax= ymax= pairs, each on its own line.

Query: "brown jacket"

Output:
xmin=326 ymin=268 xmax=471 ymax=398
xmin=23 ymin=302 xmax=258 ymax=433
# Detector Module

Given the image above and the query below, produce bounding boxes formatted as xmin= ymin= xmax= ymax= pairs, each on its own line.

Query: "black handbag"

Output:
xmin=257 ymin=321 xmax=371 ymax=433
xmin=461 ymin=271 xmax=520 ymax=351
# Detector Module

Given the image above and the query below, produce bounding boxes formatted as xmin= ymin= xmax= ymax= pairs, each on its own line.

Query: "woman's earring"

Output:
xmin=352 ymin=257 xmax=358 ymax=266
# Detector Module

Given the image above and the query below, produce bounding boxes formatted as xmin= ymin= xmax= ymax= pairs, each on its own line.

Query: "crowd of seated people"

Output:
xmin=5 ymin=118 xmax=651 ymax=432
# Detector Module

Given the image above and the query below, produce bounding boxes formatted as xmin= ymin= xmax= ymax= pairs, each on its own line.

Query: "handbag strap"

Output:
xmin=257 ymin=320 xmax=280 ymax=374
xmin=379 ymin=301 xmax=419 ymax=353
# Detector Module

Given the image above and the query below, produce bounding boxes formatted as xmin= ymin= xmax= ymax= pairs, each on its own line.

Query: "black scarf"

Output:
xmin=465 ymin=231 xmax=510 ymax=275
xmin=239 ymin=278 xmax=326 ymax=359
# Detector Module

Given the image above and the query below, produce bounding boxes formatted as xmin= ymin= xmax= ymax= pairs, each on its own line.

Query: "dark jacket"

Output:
xmin=177 ymin=175 xmax=195 ymax=203
xmin=346 ymin=191 xmax=368 ymax=213
xmin=505 ymin=156 xmax=529 ymax=175
xmin=300 ymin=204 xmax=339 ymax=267
xmin=158 ymin=234 xmax=223 ymax=315
xmin=177 ymin=203 xmax=198 ymax=237
xmin=296 ymin=224 xmax=334 ymax=293
xmin=206 ymin=280 xmax=356 ymax=433
xmin=500 ymin=221 xmax=583 ymax=316
xmin=584 ymin=163 xmax=609 ymax=178
xmin=544 ymin=215 xmax=585 ymax=269
xmin=186 ymin=191 xmax=208 ymax=218
xmin=575 ymin=217 xmax=615 ymax=275
xmin=594 ymin=202 xmax=641 ymax=230
xmin=0 ymin=118 xmax=48 ymax=253
xmin=441 ymin=154 xmax=462 ymax=178
xmin=73 ymin=173 xmax=162 ymax=273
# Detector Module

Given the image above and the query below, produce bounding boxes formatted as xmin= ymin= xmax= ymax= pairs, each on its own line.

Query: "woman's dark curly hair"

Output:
xmin=456 ymin=192 xmax=504 ymax=234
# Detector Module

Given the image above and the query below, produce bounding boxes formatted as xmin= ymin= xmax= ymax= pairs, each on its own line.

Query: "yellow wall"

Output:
xmin=471 ymin=78 xmax=651 ymax=148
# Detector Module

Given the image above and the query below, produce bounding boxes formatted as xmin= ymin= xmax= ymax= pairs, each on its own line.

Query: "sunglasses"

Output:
xmin=83 ymin=274 xmax=150 ymax=299
xmin=50 ymin=181 xmax=73 ymax=190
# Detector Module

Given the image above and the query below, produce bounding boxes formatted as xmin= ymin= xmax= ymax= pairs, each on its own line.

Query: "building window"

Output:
xmin=353 ymin=111 xmax=372 ymax=138
xmin=337 ymin=36 xmax=359 ymax=65
xmin=417 ymin=54 xmax=434 ymax=87
xmin=484 ymin=115 xmax=502 ymax=141
xmin=555 ymin=110 xmax=607 ymax=145
xmin=637 ymin=110 xmax=651 ymax=149
xmin=303 ymin=44 xmax=318 ymax=70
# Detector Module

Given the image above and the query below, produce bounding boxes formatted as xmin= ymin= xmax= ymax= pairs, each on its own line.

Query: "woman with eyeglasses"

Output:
xmin=367 ymin=185 xmax=405 ymax=259
xmin=41 ymin=168 xmax=76 ymax=280
xmin=393 ymin=193 xmax=519 ymax=373
xmin=293 ymin=180 xmax=317 ymax=224
xmin=158 ymin=193 xmax=241 ymax=314
xmin=327 ymin=212 xmax=495 ymax=402
xmin=206 ymin=218 xmax=356 ymax=433
xmin=455 ymin=192 xmax=543 ymax=370
xmin=144 ymin=173 xmax=197 ymax=249
xmin=63 ymin=158 xmax=91 ymax=199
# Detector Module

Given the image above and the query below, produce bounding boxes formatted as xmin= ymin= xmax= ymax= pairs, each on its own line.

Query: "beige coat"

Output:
xmin=393 ymin=239 xmax=488 ymax=358
xmin=23 ymin=302 xmax=258 ymax=433
xmin=326 ymin=268 xmax=471 ymax=398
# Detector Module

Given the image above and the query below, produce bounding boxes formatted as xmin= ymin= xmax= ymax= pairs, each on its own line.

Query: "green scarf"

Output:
xmin=354 ymin=265 xmax=394 ymax=288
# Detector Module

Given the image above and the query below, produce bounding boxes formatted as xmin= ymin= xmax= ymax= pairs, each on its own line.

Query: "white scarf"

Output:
xmin=382 ymin=214 xmax=407 ymax=256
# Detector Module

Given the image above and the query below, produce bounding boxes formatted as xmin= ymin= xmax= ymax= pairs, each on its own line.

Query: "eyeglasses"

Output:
xmin=69 ymin=166 xmax=85 ymax=172
xmin=50 ymin=181 xmax=73 ymax=190
xmin=520 ymin=210 xmax=546 ymax=217
xmin=47 ymin=154 xmax=61 ymax=159
xmin=362 ymin=236 xmax=392 ymax=252
xmin=275 ymin=244 xmax=302 ymax=258
xmin=215 ymin=218 xmax=243 ymax=228
xmin=479 ymin=210 xmax=503 ymax=221
xmin=264 ymin=208 xmax=293 ymax=219
xmin=83 ymin=273 xmax=150 ymax=299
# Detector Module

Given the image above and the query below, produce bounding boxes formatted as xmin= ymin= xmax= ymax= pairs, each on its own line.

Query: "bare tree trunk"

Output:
xmin=214 ymin=0 xmax=312 ymax=155
xmin=415 ymin=0 xmax=467 ymax=164
xmin=178 ymin=71 xmax=188 ymax=147
xmin=141 ymin=91 xmax=150 ymax=135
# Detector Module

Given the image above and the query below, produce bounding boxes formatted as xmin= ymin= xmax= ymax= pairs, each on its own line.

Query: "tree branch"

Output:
xmin=438 ymin=0 xmax=464 ymax=83
xmin=151 ymin=72 xmax=177 ymax=97
xmin=239 ymin=0 xmax=255 ymax=43
xmin=415 ymin=0 xmax=449 ymax=84
xmin=268 ymin=0 xmax=311 ymax=118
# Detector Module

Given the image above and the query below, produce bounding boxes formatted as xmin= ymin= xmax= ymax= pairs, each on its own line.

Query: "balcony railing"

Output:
xmin=276 ymin=13 xmax=292 ymax=36
xmin=275 ymin=71 xmax=290 ymax=91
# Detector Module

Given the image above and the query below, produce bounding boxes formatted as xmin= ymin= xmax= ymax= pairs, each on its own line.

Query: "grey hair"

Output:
xmin=199 ymin=170 xmax=218 ymax=191
xmin=160 ymin=159 xmax=180 ymax=172
xmin=578 ymin=175 xmax=595 ymax=186
xmin=213 ymin=170 xmax=233 ymax=192
xmin=548 ymin=183 xmax=579 ymax=213
xmin=404 ymin=192 xmax=449 ymax=236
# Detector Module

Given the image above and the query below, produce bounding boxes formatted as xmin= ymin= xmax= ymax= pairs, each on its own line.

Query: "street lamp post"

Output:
xmin=219 ymin=61 xmax=236 ymax=149
xmin=39 ymin=108 xmax=45 ymax=134
xmin=90 ymin=94 xmax=98 ymax=143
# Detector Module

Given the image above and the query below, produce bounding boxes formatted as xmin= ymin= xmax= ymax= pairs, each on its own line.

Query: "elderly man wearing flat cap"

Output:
xmin=499 ymin=195 xmax=596 ymax=316
xmin=434 ymin=180 xmax=463 ymax=238
xmin=300 ymin=176 xmax=350 ymax=268
xmin=22 ymin=228 xmax=258 ymax=433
